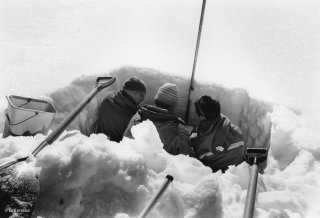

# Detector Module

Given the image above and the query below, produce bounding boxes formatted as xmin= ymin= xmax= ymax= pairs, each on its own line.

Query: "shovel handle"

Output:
xmin=0 ymin=76 xmax=117 ymax=171
xmin=32 ymin=76 xmax=116 ymax=156
xmin=243 ymin=163 xmax=259 ymax=218
xmin=0 ymin=156 xmax=28 ymax=171
xmin=138 ymin=175 xmax=174 ymax=218
xmin=96 ymin=77 xmax=116 ymax=90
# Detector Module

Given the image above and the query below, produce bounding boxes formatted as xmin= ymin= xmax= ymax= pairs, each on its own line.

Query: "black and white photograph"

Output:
xmin=0 ymin=0 xmax=319 ymax=217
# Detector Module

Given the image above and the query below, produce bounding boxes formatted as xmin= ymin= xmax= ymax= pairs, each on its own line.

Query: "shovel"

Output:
xmin=243 ymin=148 xmax=268 ymax=218
xmin=0 ymin=76 xmax=116 ymax=217
xmin=0 ymin=76 xmax=115 ymax=170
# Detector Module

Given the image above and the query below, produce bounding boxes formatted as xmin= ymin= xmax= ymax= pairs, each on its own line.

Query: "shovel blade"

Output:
xmin=246 ymin=148 xmax=268 ymax=158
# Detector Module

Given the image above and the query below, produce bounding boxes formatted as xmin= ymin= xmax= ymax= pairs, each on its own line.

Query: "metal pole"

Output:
xmin=243 ymin=158 xmax=259 ymax=218
xmin=138 ymin=175 xmax=174 ymax=218
xmin=184 ymin=0 xmax=207 ymax=123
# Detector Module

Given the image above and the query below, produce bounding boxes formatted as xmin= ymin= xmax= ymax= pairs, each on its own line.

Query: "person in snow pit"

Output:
xmin=191 ymin=95 xmax=245 ymax=173
xmin=92 ymin=76 xmax=147 ymax=142
xmin=125 ymin=83 xmax=196 ymax=157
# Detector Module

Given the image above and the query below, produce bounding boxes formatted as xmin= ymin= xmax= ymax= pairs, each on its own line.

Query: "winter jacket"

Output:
xmin=126 ymin=105 xmax=196 ymax=157
xmin=191 ymin=114 xmax=245 ymax=172
xmin=93 ymin=90 xmax=139 ymax=142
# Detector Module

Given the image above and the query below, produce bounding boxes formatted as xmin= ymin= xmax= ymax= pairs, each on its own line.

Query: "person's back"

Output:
xmin=192 ymin=95 xmax=245 ymax=172
xmin=139 ymin=104 xmax=194 ymax=156
xmin=93 ymin=77 xmax=146 ymax=142
xmin=126 ymin=83 xmax=195 ymax=157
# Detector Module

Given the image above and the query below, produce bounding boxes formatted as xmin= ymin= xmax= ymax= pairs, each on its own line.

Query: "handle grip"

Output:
xmin=96 ymin=77 xmax=116 ymax=90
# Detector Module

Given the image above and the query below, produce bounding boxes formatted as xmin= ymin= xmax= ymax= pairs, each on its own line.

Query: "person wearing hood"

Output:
xmin=92 ymin=77 xmax=146 ymax=142
xmin=191 ymin=95 xmax=245 ymax=173
xmin=125 ymin=83 xmax=196 ymax=157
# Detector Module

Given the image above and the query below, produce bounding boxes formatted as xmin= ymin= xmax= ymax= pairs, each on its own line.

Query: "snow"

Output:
xmin=1 ymin=0 xmax=320 ymax=216
xmin=0 ymin=70 xmax=320 ymax=218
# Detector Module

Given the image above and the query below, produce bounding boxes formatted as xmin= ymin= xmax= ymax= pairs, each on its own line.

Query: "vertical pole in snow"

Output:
xmin=243 ymin=158 xmax=259 ymax=218
xmin=138 ymin=175 xmax=174 ymax=218
xmin=243 ymin=148 xmax=268 ymax=218
xmin=184 ymin=0 xmax=207 ymax=123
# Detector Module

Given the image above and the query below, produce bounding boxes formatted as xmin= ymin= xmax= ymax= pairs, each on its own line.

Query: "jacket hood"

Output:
xmin=113 ymin=90 xmax=138 ymax=111
xmin=139 ymin=105 xmax=182 ymax=123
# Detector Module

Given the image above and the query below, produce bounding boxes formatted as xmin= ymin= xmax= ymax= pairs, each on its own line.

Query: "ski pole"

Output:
xmin=243 ymin=148 xmax=268 ymax=218
xmin=138 ymin=175 xmax=174 ymax=218
xmin=0 ymin=76 xmax=116 ymax=171
xmin=185 ymin=0 xmax=207 ymax=123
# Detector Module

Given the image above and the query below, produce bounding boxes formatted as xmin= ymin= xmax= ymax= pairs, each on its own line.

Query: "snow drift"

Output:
xmin=0 ymin=67 xmax=319 ymax=218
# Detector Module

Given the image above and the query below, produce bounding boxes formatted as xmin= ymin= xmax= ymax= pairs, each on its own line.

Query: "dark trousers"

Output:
xmin=200 ymin=146 xmax=245 ymax=173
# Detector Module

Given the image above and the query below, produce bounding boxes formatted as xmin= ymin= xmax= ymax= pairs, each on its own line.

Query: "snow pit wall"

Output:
xmin=43 ymin=67 xmax=273 ymax=152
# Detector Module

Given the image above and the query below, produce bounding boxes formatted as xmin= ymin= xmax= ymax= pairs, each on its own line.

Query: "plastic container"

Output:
xmin=2 ymin=95 xmax=56 ymax=138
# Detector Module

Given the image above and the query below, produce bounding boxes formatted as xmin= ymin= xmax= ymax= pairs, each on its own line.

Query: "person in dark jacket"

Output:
xmin=191 ymin=95 xmax=245 ymax=173
xmin=92 ymin=77 xmax=146 ymax=142
xmin=125 ymin=83 xmax=196 ymax=157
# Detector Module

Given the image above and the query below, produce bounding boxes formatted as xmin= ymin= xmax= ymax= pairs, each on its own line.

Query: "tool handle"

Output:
xmin=138 ymin=175 xmax=174 ymax=218
xmin=0 ymin=156 xmax=28 ymax=171
xmin=96 ymin=77 xmax=116 ymax=90
xmin=243 ymin=163 xmax=259 ymax=218
xmin=33 ymin=76 xmax=116 ymax=156
xmin=0 ymin=76 xmax=116 ymax=171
